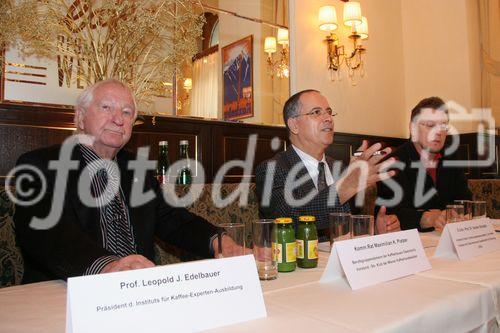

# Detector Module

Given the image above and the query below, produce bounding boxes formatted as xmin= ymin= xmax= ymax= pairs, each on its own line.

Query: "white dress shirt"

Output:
xmin=292 ymin=145 xmax=334 ymax=189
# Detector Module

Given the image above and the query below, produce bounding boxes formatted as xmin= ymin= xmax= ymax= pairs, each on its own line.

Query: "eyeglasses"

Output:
xmin=418 ymin=122 xmax=450 ymax=132
xmin=293 ymin=108 xmax=338 ymax=118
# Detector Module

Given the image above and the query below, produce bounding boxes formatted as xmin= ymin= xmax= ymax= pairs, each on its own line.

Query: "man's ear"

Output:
xmin=75 ymin=108 xmax=85 ymax=130
xmin=287 ymin=117 xmax=299 ymax=135
xmin=409 ymin=122 xmax=417 ymax=141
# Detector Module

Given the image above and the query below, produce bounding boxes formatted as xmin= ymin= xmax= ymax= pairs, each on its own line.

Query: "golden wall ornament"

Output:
xmin=1 ymin=0 xmax=204 ymax=112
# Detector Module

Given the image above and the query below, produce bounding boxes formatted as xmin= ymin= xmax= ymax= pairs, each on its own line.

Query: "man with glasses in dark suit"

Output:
xmin=255 ymin=89 xmax=401 ymax=238
xmin=376 ymin=96 xmax=472 ymax=232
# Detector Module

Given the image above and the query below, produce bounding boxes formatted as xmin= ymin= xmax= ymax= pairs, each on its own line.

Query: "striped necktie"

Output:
xmin=80 ymin=144 xmax=137 ymax=257
xmin=98 ymin=168 xmax=136 ymax=257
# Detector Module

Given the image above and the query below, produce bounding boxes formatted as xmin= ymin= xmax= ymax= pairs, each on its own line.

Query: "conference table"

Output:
xmin=1 ymin=229 xmax=499 ymax=333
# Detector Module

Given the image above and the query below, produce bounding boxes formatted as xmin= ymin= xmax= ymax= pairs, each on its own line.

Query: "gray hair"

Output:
xmin=283 ymin=89 xmax=319 ymax=131
xmin=74 ymin=79 xmax=137 ymax=130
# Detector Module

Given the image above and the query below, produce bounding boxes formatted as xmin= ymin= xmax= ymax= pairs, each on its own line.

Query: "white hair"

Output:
xmin=74 ymin=79 xmax=137 ymax=131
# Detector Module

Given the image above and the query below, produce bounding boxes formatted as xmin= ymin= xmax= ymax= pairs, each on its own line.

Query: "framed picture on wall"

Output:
xmin=222 ymin=35 xmax=253 ymax=121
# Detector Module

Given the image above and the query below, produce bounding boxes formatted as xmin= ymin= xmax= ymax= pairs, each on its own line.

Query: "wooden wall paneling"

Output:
xmin=0 ymin=125 xmax=74 ymax=177
xmin=332 ymin=132 xmax=406 ymax=151
xmin=328 ymin=132 xmax=406 ymax=166
xmin=325 ymin=142 xmax=352 ymax=171
xmin=455 ymin=143 xmax=471 ymax=177
xmin=211 ymin=123 xmax=288 ymax=183
xmin=475 ymin=134 xmax=499 ymax=179
xmin=0 ymin=104 xmax=75 ymax=178
xmin=458 ymin=133 xmax=499 ymax=179
xmin=0 ymin=103 xmax=498 ymax=180
xmin=125 ymin=115 xmax=212 ymax=183
xmin=0 ymin=103 xmax=74 ymax=127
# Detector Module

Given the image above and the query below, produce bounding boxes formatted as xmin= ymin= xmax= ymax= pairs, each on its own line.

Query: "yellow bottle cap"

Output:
xmin=299 ymin=216 xmax=316 ymax=222
xmin=275 ymin=217 xmax=293 ymax=224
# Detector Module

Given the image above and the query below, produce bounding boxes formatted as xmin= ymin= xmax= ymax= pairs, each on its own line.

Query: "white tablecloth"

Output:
xmin=1 ymin=232 xmax=499 ymax=333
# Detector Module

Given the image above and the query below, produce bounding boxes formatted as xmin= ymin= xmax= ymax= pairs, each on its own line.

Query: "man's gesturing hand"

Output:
xmin=336 ymin=140 xmax=396 ymax=204
xmin=376 ymin=206 xmax=401 ymax=234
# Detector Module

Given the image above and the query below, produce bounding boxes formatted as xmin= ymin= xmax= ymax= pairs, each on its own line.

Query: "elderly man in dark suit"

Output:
xmin=255 ymin=89 xmax=401 ymax=237
xmin=14 ymin=79 xmax=237 ymax=283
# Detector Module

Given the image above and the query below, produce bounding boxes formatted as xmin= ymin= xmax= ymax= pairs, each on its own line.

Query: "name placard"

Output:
xmin=66 ymin=255 xmax=266 ymax=333
xmin=435 ymin=218 xmax=500 ymax=260
xmin=321 ymin=229 xmax=431 ymax=290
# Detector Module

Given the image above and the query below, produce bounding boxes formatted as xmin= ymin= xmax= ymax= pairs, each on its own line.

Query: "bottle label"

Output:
xmin=157 ymin=175 xmax=168 ymax=185
xmin=176 ymin=168 xmax=192 ymax=185
xmin=285 ymin=242 xmax=296 ymax=262
xmin=308 ymin=240 xmax=318 ymax=259
xmin=296 ymin=239 xmax=304 ymax=259
xmin=274 ymin=243 xmax=282 ymax=263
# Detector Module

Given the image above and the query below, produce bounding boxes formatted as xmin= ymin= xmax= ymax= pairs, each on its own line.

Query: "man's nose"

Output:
xmin=430 ymin=129 xmax=443 ymax=139
xmin=322 ymin=113 xmax=333 ymax=122
xmin=112 ymin=109 xmax=124 ymax=125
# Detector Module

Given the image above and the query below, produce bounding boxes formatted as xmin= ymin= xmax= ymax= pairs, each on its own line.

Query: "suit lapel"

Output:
xmin=325 ymin=156 xmax=336 ymax=175
xmin=284 ymin=147 xmax=317 ymax=196
xmin=70 ymin=145 xmax=102 ymax=237
xmin=116 ymin=150 xmax=147 ymax=254
xmin=405 ymin=142 xmax=441 ymax=207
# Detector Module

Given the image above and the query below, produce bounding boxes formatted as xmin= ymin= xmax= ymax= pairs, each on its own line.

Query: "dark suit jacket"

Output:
xmin=255 ymin=147 xmax=349 ymax=231
xmin=14 ymin=143 xmax=218 ymax=283
xmin=376 ymin=140 xmax=472 ymax=230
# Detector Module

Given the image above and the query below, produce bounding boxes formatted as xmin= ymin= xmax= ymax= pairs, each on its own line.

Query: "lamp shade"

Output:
xmin=357 ymin=17 xmax=369 ymax=39
xmin=343 ymin=1 xmax=362 ymax=27
xmin=183 ymin=78 xmax=192 ymax=90
xmin=264 ymin=36 xmax=277 ymax=54
xmin=318 ymin=6 xmax=338 ymax=31
xmin=277 ymin=28 xmax=289 ymax=45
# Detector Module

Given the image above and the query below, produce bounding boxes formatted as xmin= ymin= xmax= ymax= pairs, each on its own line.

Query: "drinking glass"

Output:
xmin=217 ymin=223 xmax=245 ymax=258
xmin=471 ymin=201 xmax=487 ymax=219
xmin=329 ymin=213 xmax=351 ymax=247
xmin=252 ymin=219 xmax=277 ymax=280
xmin=454 ymin=200 xmax=472 ymax=220
xmin=351 ymin=215 xmax=374 ymax=238
xmin=446 ymin=204 xmax=465 ymax=223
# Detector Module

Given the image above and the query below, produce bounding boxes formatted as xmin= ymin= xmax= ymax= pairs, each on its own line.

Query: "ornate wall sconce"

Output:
xmin=319 ymin=2 xmax=369 ymax=83
xmin=264 ymin=28 xmax=289 ymax=79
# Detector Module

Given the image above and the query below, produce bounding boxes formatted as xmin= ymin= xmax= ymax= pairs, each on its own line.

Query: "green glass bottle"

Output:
xmin=176 ymin=140 xmax=192 ymax=185
xmin=156 ymin=141 xmax=170 ymax=185
xmin=296 ymin=215 xmax=318 ymax=268
xmin=274 ymin=217 xmax=296 ymax=272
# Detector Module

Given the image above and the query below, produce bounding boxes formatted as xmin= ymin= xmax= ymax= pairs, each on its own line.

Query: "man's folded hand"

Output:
xmin=101 ymin=254 xmax=155 ymax=273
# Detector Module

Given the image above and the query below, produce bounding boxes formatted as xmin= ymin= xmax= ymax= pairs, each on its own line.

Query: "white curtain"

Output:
xmin=190 ymin=52 xmax=218 ymax=118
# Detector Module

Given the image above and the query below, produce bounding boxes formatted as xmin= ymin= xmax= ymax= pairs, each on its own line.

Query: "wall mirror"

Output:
xmin=165 ymin=0 xmax=290 ymax=126
xmin=1 ymin=0 xmax=289 ymax=126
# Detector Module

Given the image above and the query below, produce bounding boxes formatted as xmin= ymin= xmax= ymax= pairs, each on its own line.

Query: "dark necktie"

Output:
xmin=317 ymin=162 xmax=328 ymax=192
